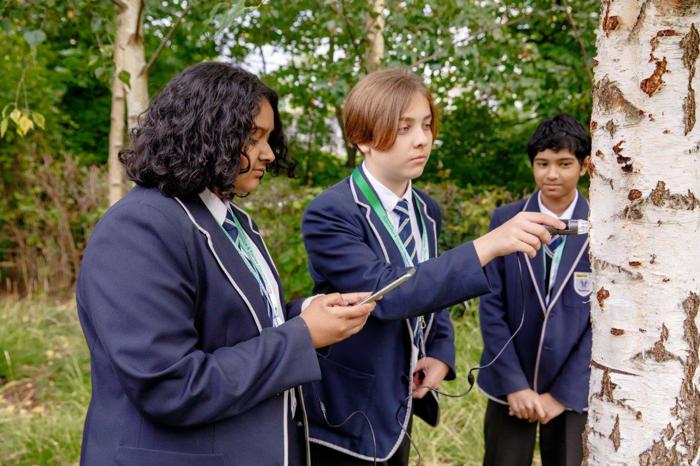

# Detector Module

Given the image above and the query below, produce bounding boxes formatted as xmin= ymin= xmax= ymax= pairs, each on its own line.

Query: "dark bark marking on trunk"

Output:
xmin=649 ymin=180 xmax=698 ymax=209
xmin=632 ymin=323 xmax=683 ymax=363
xmin=640 ymin=57 xmax=668 ymax=96
xmin=597 ymin=287 xmax=610 ymax=309
xmin=606 ymin=119 xmax=618 ymax=137
xmin=609 ymin=414 xmax=621 ymax=451
xmin=594 ymin=76 xmax=645 ymax=122
xmin=681 ymin=24 xmax=699 ymax=135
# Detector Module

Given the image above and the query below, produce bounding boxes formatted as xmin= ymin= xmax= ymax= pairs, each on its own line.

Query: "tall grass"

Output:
xmin=0 ymin=299 xmax=90 ymax=466
xmin=0 ymin=300 xmax=491 ymax=466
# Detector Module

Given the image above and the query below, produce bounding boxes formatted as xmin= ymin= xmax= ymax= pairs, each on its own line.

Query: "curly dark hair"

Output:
xmin=119 ymin=61 xmax=294 ymax=200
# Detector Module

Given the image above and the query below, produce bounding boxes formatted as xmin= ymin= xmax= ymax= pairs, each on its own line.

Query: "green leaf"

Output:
xmin=209 ymin=0 xmax=245 ymax=35
xmin=0 ymin=118 xmax=8 ymax=138
xmin=23 ymin=29 xmax=47 ymax=47
xmin=32 ymin=112 xmax=45 ymax=129
xmin=118 ymin=70 xmax=131 ymax=89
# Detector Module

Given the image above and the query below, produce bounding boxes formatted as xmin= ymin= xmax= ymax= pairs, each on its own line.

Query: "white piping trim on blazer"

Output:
xmin=414 ymin=193 xmax=438 ymax=340
xmin=519 ymin=193 xmax=590 ymax=392
xmin=312 ymin=178 xmax=412 ymax=462
xmin=174 ymin=197 xmax=296 ymax=464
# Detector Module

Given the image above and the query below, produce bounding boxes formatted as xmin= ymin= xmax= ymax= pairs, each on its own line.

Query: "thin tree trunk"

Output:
xmin=121 ymin=0 xmax=149 ymax=132
xmin=108 ymin=0 xmax=148 ymax=205
xmin=586 ymin=2 xmax=700 ymax=464
xmin=365 ymin=0 xmax=385 ymax=73
xmin=108 ymin=2 xmax=127 ymax=206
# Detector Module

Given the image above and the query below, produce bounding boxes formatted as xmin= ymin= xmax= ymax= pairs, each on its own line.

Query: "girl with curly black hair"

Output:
xmin=76 ymin=61 xmax=375 ymax=466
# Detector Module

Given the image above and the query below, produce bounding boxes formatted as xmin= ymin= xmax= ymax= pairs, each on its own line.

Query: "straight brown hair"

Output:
xmin=343 ymin=68 xmax=438 ymax=152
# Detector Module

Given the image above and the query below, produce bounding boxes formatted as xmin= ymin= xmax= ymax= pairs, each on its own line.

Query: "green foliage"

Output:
xmin=422 ymin=182 xmax=517 ymax=248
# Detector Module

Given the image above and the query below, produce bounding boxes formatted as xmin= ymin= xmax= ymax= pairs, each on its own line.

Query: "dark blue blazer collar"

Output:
xmin=349 ymin=171 xmax=438 ymax=264
xmin=175 ymin=195 xmax=276 ymax=329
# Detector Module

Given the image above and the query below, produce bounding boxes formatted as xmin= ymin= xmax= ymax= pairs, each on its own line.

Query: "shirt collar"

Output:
xmin=361 ymin=162 xmax=413 ymax=213
xmin=199 ymin=188 xmax=228 ymax=226
xmin=537 ymin=190 xmax=578 ymax=220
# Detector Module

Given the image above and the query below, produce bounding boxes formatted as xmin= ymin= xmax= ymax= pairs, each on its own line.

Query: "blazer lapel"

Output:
xmin=349 ymin=173 xmax=407 ymax=266
xmin=548 ymin=191 xmax=590 ymax=309
xmin=413 ymin=192 xmax=438 ymax=259
xmin=178 ymin=196 xmax=273 ymax=329
xmin=230 ymin=203 xmax=286 ymax=316
xmin=522 ymin=192 xmax=547 ymax=311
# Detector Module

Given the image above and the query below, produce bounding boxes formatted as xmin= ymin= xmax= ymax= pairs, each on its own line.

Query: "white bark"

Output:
xmin=108 ymin=0 xmax=148 ymax=206
xmin=108 ymin=4 xmax=127 ymax=206
xmin=120 ymin=0 xmax=149 ymax=132
xmin=587 ymin=1 xmax=700 ymax=465
xmin=365 ymin=0 xmax=385 ymax=72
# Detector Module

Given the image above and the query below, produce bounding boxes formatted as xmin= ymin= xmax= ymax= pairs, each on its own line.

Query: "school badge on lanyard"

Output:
xmin=573 ymin=271 xmax=592 ymax=297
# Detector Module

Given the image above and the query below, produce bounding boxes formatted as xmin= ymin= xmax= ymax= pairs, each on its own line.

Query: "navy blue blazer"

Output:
xmin=300 ymin=173 xmax=490 ymax=460
xmin=76 ymin=186 xmax=321 ymax=466
xmin=477 ymin=191 xmax=592 ymax=412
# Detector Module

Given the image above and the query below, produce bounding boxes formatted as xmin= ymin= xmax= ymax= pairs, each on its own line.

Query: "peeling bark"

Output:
xmin=588 ymin=1 xmax=700 ymax=463
xmin=681 ymin=24 xmax=699 ymax=135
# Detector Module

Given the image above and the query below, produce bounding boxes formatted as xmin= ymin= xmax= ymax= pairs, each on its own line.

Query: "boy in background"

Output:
xmin=478 ymin=114 xmax=592 ymax=466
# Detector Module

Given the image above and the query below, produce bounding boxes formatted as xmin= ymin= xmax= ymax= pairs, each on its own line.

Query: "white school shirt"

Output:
xmin=361 ymin=163 xmax=425 ymax=262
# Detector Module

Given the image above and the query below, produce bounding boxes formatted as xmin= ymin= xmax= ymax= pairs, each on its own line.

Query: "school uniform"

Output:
xmin=301 ymin=164 xmax=490 ymax=463
xmin=477 ymin=190 xmax=591 ymax=466
xmin=76 ymin=186 xmax=320 ymax=466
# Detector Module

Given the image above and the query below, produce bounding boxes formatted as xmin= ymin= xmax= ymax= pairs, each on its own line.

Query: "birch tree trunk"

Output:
xmin=108 ymin=3 xmax=127 ymax=206
xmin=365 ymin=0 xmax=385 ymax=73
xmin=108 ymin=0 xmax=148 ymax=206
xmin=586 ymin=1 xmax=700 ymax=464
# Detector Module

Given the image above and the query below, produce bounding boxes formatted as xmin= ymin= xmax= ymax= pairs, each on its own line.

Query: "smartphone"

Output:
xmin=360 ymin=268 xmax=416 ymax=305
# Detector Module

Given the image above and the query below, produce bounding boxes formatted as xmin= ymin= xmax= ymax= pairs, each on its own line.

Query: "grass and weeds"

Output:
xmin=0 ymin=299 xmax=493 ymax=466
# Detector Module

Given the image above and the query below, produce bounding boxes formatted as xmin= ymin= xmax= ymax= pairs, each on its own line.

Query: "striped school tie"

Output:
xmin=393 ymin=199 xmax=417 ymax=263
xmin=393 ymin=199 xmax=423 ymax=349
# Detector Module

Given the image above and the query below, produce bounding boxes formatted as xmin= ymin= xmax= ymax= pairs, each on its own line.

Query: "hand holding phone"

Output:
xmin=360 ymin=268 xmax=416 ymax=305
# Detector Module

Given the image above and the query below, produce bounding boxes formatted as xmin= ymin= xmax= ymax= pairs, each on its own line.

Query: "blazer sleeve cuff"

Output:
xmin=425 ymin=343 xmax=456 ymax=381
xmin=457 ymin=242 xmax=491 ymax=298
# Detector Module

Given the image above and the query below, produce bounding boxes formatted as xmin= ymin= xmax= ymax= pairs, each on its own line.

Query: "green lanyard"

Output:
xmin=351 ymin=167 xmax=429 ymax=267
xmin=543 ymin=236 xmax=566 ymax=297
xmin=219 ymin=205 xmax=283 ymax=327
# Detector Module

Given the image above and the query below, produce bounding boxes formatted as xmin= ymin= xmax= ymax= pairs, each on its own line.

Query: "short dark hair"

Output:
xmin=527 ymin=114 xmax=590 ymax=164
xmin=119 ymin=61 xmax=293 ymax=200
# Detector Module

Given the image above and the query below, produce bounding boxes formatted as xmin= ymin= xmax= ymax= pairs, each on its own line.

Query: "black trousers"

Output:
xmin=483 ymin=399 xmax=587 ymax=466
xmin=310 ymin=415 xmax=413 ymax=466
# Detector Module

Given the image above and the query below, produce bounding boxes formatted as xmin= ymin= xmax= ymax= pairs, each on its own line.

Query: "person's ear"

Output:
xmin=580 ymin=155 xmax=591 ymax=176
xmin=357 ymin=143 xmax=371 ymax=157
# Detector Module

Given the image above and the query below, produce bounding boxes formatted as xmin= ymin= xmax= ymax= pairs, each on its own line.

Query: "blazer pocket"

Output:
xmin=306 ymin=356 xmax=375 ymax=439
xmin=115 ymin=446 xmax=224 ymax=466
